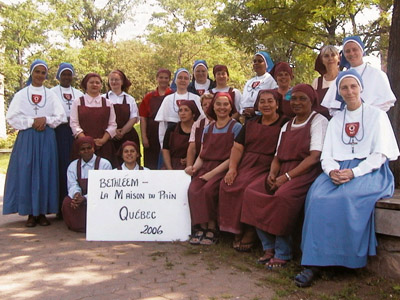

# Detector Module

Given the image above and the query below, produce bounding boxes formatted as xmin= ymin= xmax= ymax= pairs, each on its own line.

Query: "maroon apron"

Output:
xmin=219 ymin=116 xmax=287 ymax=234
xmin=106 ymin=93 xmax=140 ymax=154
xmin=142 ymin=92 xmax=166 ymax=169
xmin=168 ymin=122 xmax=190 ymax=170
xmin=194 ymin=118 xmax=207 ymax=157
xmin=62 ymin=156 xmax=101 ymax=232
xmin=73 ymin=96 xmax=117 ymax=167
xmin=314 ymin=77 xmax=331 ymax=120
xmin=188 ymin=120 xmax=237 ymax=225
xmin=241 ymin=113 xmax=322 ymax=236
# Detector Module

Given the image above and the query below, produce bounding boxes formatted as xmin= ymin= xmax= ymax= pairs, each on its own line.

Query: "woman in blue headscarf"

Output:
xmin=295 ymin=69 xmax=399 ymax=287
xmin=186 ymin=60 xmax=216 ymax=96
xmin=321 ymin=36 xmax=396 ymax=116
xmin=3 ymin=59 xmax=67 ymax=227
xmin=241 ymin=51 xmax=278 ymax=120
xmin=51 ymin=63 xmax=84 ymax=216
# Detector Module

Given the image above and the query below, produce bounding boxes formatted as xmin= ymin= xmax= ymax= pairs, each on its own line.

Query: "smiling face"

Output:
xmin=79 ymin=142 xmax=95 ymax=162
xmin=276 ymin=71 xmax=291 ymax=89
xmin=122 ymin=145 xmax=139 ymax=165
xmin=59 ymin=70 xmax=73 ymax=88
xmin=213 ymin=96 xmax=232 ymax=119
xmin=258 ymin=92 xmax=278 ymax=118
xmin=86 ymin=76 xmax=102 ymax=96
xmin=321 ymin=49 xmax=339 ymax=69
xmin=215 ymin=70 xmax=228 ymax=87
xmin=339 ymin=77 xmax=362 ymax=109
xmin=343 ymin=41 xmax=363 ymax=67
xmin=290 ymin=91 xmax=312 ymax=117
xmin=176 ymin=71 xmax=190 ymax=91
xmin=253 ymin=55 xmax=267 ymax=76
xmin=108 ymin=72 xmax=123 ymax=93
xmin=194 ymin=65 xmax=208 ymax=84
xmin=157 ymin=72 xmax=170 ymax=89
xmin=31 ymin=65 xmax=47 ymax=87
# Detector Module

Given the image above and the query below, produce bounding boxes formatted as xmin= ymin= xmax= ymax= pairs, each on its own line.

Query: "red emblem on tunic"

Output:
xmin=197 ymin=89 xmax=205 ymax=96
xmin=31 ymin=94 xmax=42 ymax=104
xmin=252 ymin=81 xmax=261 ymax=89
xmin=63 ymin=93 xmax=72 ymax=101
xmin=345 ymin=122 xmax=359 ymax=137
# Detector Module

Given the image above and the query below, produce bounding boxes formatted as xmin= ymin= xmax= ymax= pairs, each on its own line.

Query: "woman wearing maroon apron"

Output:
xmin=186 ymin=92 xmax=242 ymax=245
xmin=241 ymin=84 xmax=328 ymax=268
xmin=311 ymin=45 xmax=340 ymax=119
xmin=104 ymin=70 xmax=140 ymax=161
xmin=70 ymin=73 xmax=118 ymax=167
xmin=162 ymin=100 xmax=200 ymax=170
xmin=269 ymin=62 xmax=295 ymax=118
xmin=139 ymin=69 xmax=173 ymax=169
xmin=219 ymin=90 xmax=288 ymax=252
xmin=186 ymin=93 xmax=214 ymax=168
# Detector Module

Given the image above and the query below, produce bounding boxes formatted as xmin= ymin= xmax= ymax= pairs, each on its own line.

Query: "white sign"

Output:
xmin=86 ymin=170 xmax=192 ymax=242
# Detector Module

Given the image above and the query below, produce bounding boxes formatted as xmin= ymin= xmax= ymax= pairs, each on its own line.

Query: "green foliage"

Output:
xmin=46 ymin=0 xmax=138 ymax=43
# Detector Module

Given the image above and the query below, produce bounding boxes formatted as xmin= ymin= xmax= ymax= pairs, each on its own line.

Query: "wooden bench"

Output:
xmin=368 ymin=191 xmax=400 ymax=279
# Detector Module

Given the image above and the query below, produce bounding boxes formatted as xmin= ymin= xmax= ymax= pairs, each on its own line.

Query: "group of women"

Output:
xmin=2 ymin=35 xmax=399 ymax=287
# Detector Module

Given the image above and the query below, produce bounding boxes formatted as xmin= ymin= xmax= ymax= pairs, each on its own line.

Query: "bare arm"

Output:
xmin=224 ymin=142 xmax=244 ymax=185
xmin=200 ymin=159 xmax=230 ymax=182
xmin=162 ymin=149 xmax=173 ymax=170
xmin=186 ymin=142 xmax=196 ymax=167
xmin=140 ymin=117 xmax=149 ymax=148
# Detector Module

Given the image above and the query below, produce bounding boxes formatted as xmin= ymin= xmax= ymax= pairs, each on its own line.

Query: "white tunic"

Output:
xmin=6 ymin=85 xmax=67 ymax=130
xmin=321 ymin=103 xmax=399 ymax=177
xmin=241 ymin=73 xmax=277 ymax=113
xmin=155 ymin=91 xmax=203 ymax=146
xmin=102 ymin=91 xmax=139 ymax=120
xmin=50 ymin=85 xmax=84 ymax=118
xmin=321 ymin=63 xmax=396 ymax=116
xmin=67 ymin=154 xmax=112 ymax=198
xmin=276 ymin=112 xmax=328 ymax=154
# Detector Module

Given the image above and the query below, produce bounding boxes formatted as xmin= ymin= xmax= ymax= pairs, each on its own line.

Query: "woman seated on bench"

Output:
xmin=295 ymin=70 xmax=399 ymax=287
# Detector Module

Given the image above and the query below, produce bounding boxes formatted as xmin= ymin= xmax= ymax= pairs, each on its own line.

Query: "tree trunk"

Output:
xmin=387 ymin=1 xmax=400 ymax=187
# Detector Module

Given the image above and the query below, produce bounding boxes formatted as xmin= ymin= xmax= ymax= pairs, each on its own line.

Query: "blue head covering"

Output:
xmin=193 ymin=60 xmax=208 ymax=71
xmin=340 ymin=36 xmax=365 ymax=69
xmin=255 ymin=51 xmax=274 ymax=72
xmin=56 ymin=62 xmax=75 ymax=80
xmin=335 ymin=69 xmax=364 ymax=110
xmin=26 ymin=59 xmax=48 ymax=86
xmin=170 ymin=68 xmax=190 ymax=92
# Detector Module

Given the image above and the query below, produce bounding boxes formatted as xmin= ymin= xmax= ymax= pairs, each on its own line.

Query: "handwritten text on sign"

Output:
xmin=86 ymin=170 xmax=191 ymax=241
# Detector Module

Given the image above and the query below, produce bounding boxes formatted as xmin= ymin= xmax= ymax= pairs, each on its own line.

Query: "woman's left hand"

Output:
xmin=114 ymin=129 xmax=124 ymax=140
xmin=199 ymin=172 xmax=213 ymax=182
xmin=270 ymin=174 xmax=288 ymax=191
xmin=94 ymin=138 xmax=104 ymax=147
xmin=32 ymin=117 xmax=46 ymax=131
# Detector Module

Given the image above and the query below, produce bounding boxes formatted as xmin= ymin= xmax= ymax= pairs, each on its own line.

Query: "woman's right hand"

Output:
xmin=185 ymin=166 xmax=195 ymax=176
xmin=224 ymin=169 xmax=237 ymax=186
xmin=142 ymin=136 xmax=149 ymax=148
xmin=266 ymin=174 xmax=276 ymax=188
xmin=32 ymin=117 xmax=46 ymax=131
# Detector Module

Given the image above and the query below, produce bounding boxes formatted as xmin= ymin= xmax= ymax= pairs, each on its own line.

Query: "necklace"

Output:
xmin=59 ymin=86 xmax=75 ymax=110
xmin=27 ymin=86 xmax=47 ymax=115
xmin=173 ymin=92 xmax=190 ymax=113
xmin=341 ymin=104 xmax=364 ymax=153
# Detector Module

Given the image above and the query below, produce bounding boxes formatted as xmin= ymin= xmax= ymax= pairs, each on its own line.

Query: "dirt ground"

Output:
xmin=0 ymin=174 xmax=399 ymax=300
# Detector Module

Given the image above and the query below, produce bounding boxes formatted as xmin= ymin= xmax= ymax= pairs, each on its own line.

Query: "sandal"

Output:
xmin=266 ymin=257 xmax=288 ymax=269
xmin=257 ymin=249 xmax=275 ymax=264
xmin=189 ymin=229 xmax=205 ymax=245
xmin=232 ymin=234 xmax=242 ymax=250
xmin=236 ymin=241 xmax=254 ymax=252
xmin=200 ymin=229 xmax=219 ymax=245
xmin=294 ymin=268 xmax=319 ymax=288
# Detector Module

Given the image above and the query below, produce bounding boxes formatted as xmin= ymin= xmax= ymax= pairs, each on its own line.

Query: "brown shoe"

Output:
xmin=37 ymin=214 xmax=50 ymax=226
xmin=25 ymin=215 xmax=36 ymax=227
